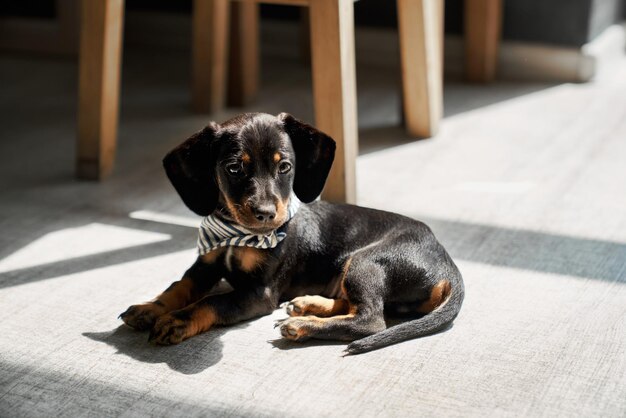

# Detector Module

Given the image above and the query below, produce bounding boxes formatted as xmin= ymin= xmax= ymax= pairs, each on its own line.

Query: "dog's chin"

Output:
xmin=242 ymin=223 xmax=283 ymax=235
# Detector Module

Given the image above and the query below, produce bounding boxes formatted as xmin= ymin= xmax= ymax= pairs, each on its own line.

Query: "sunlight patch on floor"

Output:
xmin=454 ymin=181 xmax=536 ymax=194
xmin=0 ymin=223 xmax=171 ymax=274
xmin=129 ymin=210 xmax=200 ymax=228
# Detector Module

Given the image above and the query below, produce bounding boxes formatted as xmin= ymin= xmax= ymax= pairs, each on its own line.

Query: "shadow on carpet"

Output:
xmin=83 ymin=325 xmax=228 ymax=375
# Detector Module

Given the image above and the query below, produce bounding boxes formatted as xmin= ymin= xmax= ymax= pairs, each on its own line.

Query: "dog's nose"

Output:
xmin=252 ymin=204 xmax=276 ymax=222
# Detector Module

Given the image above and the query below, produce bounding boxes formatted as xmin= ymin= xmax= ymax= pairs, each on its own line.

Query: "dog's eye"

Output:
xmin=278 ymin=161 xmax=292 ymax=174
xmin=225 ymin=162 xmax=243 ymax=176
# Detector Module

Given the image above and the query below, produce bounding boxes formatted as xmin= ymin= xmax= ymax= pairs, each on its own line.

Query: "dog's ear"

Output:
xmin=163 ymin=123 xmax=221 ymax=216
xmin=279 ymin=113 xmax=336 ymax=203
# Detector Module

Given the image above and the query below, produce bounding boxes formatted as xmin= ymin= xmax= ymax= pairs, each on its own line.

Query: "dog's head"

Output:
xmin=163 ymin=113 xmax=336 ymax=234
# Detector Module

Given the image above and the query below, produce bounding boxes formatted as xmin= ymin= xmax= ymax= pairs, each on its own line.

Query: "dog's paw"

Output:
xmin=285 ymin=298 xmax=306 ymax=316
xmin=275 ymin=317 xmax=312 ymax=341
xmin=285 ymin=295 xmax=348 ymax=317
xmin=148 ymin=312 xmax=193 ymax=345
xmin=286 ymin=295 xmax=326 ymax=316
xmin=119 ymin=303 xmax=165 ymax=331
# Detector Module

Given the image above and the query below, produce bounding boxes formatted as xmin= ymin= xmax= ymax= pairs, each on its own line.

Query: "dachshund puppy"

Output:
xmin=120 ymin=112 xmax=464 ymax=354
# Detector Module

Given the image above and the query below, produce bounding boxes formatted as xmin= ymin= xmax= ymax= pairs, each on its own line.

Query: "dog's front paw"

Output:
xmin=119 ymin=303 xmax=165 ymax=331
xmin=148 ymin=312 xmax=194 ymax=345
xmin=275 ymin=317 xmax=312 ymax=341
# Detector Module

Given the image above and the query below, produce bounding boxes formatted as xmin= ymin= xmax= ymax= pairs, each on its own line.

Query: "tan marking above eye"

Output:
xmin=242 ymin=153 xmax=251 ymax=164
xmin=273 ymin=152 xmax=281 ymax=163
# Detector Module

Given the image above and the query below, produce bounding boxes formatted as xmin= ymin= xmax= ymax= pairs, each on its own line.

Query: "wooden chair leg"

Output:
xmin=397 ymin=0 xmax=444 ymax=138
xmin=191 ymin=0 xmax=230 ymax=113
xmin=299 ymin=8 xmax=311 ymax=66
xmin=227 ymin=1 xmax=259 ymax=107
xmin=310 ymin=0 xmax=358 ymax=204
xmin=465 ymin=0 xmax=502 ymax=82
xmin=77 ymin=0 xmax=125 ymax=179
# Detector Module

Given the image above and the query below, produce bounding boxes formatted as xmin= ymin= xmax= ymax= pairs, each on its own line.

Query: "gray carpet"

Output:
xmin=1 ymin=23 xmax=625 ymax=417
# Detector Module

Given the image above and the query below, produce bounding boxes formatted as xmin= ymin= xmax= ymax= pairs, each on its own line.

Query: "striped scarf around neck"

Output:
xmin=197 ymin=195 xmax=300 ymax=254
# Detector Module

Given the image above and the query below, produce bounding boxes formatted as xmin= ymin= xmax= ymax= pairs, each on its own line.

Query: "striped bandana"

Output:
xmin=197 ymin=195 xmax=300 ymax=254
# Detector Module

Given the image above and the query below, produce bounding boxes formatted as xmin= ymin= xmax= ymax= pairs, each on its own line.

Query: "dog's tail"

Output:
xmin=344 ymin=272 xmax=464 ymax=355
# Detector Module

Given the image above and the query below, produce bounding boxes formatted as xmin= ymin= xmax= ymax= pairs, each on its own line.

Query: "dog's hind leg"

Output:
xmin=285 ymin=295 xmax=350 ymax=317
xmin=277 ymin=309 xmax=386 ymax=342
xmin=277 ymin=256 xmax=387 ymax=341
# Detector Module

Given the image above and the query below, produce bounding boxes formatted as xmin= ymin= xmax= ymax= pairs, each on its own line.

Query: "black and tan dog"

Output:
xmin=120 ymin=112 xmax=464 ymax=354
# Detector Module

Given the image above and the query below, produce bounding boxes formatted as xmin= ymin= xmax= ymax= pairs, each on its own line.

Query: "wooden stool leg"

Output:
xmin=465 ymin=0 xmax=502 ymax=82
xmin=77 ymin=0 xmax=125 ymax=179
xmin=191 ymin=0 xmax=230 ymax=113
xmin=397 ymin=0 xmax=443 ymax=138
xmin=310 ymin=0 xmax=358 ymax=204
xmin=227 ymin=1 xmax=259 ymax=107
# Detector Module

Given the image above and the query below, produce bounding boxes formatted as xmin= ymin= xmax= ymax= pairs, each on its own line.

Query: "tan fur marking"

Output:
xmin=339 ymin=256 xmax=353 ymax=298
xmin=242 ymin=153 xmax=251 ymax=164
xmin=152 ymin=249 xmax=225 ymax=313
xmin=156 ymin=279 xmax=195 ymax=310
xmin=416 ymin=280 xmax=452 ymax=313
xmin=281 ymin=303 xmax=360 ymax=340
xmin=317 ymin=312 xmax=356 ymax=322
xmin=216 ymin=177 xmax=248 ymax=225
xmin=300 ymin=312 xmax=357 ymax=327
xmin=275 ymin=197 xmax=289 ymax=224
xmin=328 ymin=298 xmax=350 ymax=315
xmin=189 ymin=305 xmax=218 ymax=335
xmin=200 ymin=247 xmax=225 ymax=264
xmin=273 ymin=152 xmax=282 ymax=163
xmin=235 ymin=247 xmax=266 ymax=272
xmin=282 ymin=313 xmax=357 ymax=340
xmin=223 ymin=195 xmax=246 ymax=225
xmin=290 ymin=295 xmax=350 ymax=317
